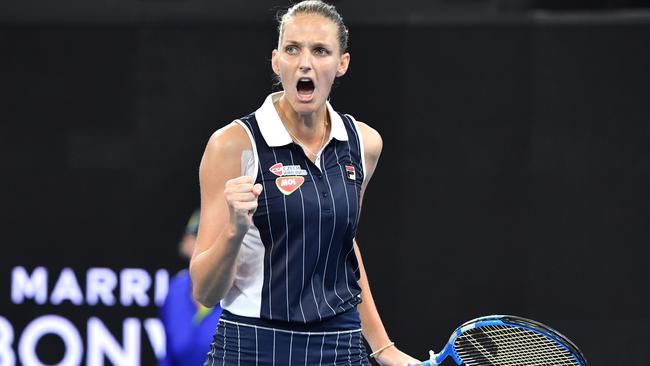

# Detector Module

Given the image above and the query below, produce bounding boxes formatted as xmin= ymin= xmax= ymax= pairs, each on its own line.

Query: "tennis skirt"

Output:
xmin=203 ymin=310 xmax=370 ymax=366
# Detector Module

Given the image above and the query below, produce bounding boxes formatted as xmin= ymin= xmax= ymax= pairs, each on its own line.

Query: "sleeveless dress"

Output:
xmin=204 ymin=92 xmax=370 ymax=365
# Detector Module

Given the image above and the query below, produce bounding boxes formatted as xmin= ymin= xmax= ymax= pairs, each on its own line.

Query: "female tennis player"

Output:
xmin=190 ymin=1 xmax=419 ymax=364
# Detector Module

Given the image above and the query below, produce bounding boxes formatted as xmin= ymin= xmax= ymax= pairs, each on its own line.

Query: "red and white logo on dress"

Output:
xmin=345 ymin=165 xmax=356 ymax=180
xmin=269 ymin=163 xmax=284 ymax=176
xmin=275 ymin=176 xmax=305 ymax=195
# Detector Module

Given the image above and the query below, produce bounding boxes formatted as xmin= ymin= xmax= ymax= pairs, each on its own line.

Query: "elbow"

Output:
xmin=189 ymin=264 xmax=219 ymax=307
xmin=190 ymin=271 xmax=226 ymax=308
xmin=189 ymin=257 xmax=235 ymax=307
xmin=192 ymin=286 xmax=220 ymax=308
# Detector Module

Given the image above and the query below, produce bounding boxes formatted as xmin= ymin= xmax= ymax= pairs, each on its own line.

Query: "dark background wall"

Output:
xmin=2 ymin=1 xmax=650 ymax=365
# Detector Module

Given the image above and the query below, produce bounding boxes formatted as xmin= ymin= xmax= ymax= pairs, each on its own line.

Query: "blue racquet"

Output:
xmin=410 ymin=315 xmax=588 ymax=366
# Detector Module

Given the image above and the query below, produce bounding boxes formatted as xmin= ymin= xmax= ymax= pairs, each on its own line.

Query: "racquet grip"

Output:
xmin=407 ymin=350 xmax=438 ymax=366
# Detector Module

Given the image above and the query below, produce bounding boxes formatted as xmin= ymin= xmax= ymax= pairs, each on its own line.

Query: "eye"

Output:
xmin=285 ymin=45 xmax=299 ymax=55
xmin=314 ymin=47 xmax=330 ymax=56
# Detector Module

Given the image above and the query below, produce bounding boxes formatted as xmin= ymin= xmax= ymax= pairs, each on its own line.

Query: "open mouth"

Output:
xmin=296 ymin=78 xmax=315 ymax=99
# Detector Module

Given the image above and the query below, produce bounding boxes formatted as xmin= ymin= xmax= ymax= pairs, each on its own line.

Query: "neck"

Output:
xmin=275 ymin=95 xmax=329 ymax=142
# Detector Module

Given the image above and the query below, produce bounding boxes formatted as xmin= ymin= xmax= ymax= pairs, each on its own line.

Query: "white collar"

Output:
xmin=254 ymin=91 xmax=349 ymax=147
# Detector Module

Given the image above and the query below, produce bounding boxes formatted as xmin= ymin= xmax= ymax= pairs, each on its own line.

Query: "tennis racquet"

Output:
xmin=409 ymin=315 xmax=588 ymax=366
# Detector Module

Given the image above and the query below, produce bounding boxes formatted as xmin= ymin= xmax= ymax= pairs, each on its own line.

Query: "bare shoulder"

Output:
xmin=200 ymin=121 xmax=253 ymax=184
xmin=203 ymin=121 xmax=252 ymax=162
xmin=355 ymin=121 xmax=383 ymax=161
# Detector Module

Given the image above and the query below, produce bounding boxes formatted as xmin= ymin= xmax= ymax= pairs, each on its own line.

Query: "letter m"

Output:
xmin=11 ymin=266 xmax=48 ymax=304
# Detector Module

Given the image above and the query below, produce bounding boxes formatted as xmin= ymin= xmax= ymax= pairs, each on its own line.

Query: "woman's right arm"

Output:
xmin=189 ymin=123 xmax=262 ymax=307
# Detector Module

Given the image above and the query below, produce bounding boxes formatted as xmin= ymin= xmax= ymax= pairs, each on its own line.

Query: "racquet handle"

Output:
xmin=407 ymin=350 xmax=439 ymax=366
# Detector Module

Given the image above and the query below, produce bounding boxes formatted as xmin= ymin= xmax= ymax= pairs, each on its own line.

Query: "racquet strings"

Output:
xmin=454 ymin=324 xmax=581 ymax=366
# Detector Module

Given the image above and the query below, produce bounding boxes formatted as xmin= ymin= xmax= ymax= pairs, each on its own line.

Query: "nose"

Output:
xmin=298 ymin=52 xmax=312 ymax=73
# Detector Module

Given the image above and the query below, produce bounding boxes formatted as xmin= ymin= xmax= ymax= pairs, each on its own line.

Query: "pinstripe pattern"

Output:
xmin=236 ymin=323 xmax=241 ymax=366
xmin=320 ymin=153 xmax=342 ymax=311
xmin=348 ymin=334 xmax=352 ymax=364
xmin=303 ymin=155 xmax=327 ymax=320
xmin=304 ymin=333 xmax=310 ymax=366
xmin=342 ymin=114 xmax=363 ymax=276
xmin=290 ymin=150 xmax=308 ymax=323
xmin=334 ymin=333 xmax=339 ymax=364
xmin=211 ymin=94 xmax=369 ymax=365
xmin=229 ymin=98 xmax=364 ymax=323
xmin=270 ymin=148 xmax=291 ymax=320
xmin=333 ymin=142 xmax=355 ymax=300
xmin=204 ymin=319 xmax=370 ymax=366
xmin=254 ymin=134 xmax=276 ymax=320
xmin=222 ymin=321 xmax=226 ymax=366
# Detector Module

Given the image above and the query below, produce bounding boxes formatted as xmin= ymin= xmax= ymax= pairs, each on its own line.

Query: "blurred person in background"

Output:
xmin=160 ymin=209 xmax=222 ymax=366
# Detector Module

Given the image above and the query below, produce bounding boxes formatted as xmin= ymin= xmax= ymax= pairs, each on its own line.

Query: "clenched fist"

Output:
xmin=224 ymin=176 xmax=263 ymax=235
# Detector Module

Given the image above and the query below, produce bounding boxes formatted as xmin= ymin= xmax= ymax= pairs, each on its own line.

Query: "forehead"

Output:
xmin=281 ymin=14 xmax=338 ymax=45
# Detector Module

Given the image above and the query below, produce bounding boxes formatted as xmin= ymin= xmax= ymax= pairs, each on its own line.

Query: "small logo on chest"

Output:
xmin=269 ymin=162 xmax=308 ymax=177
xmin=276 ymin=176 xmax=305 ymax=195
xmin=345 ymin=165 xmax=356 ymax=180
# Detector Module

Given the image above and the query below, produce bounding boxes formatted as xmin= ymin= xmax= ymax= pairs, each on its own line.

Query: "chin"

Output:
xmin=289 ymin=95 xmax=326 ymax=115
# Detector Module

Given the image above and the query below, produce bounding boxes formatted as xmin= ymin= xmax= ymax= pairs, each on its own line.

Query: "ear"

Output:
xmin=271 ymin=49 xmax=280 ymax=76
xmin=336 ymin=52 xmax=351 ymax=77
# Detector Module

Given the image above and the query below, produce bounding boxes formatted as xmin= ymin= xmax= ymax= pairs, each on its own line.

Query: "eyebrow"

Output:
xmin=283 ymin=40 xmax=332 ymax=49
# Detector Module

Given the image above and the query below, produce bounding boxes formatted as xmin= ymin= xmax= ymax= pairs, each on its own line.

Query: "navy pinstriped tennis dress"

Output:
xmin=204 ymin=92 xmax=371 ymax=365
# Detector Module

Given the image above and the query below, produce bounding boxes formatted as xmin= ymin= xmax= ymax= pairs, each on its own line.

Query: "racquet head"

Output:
xmin=418 ymin=315 xmax=588 ymax=366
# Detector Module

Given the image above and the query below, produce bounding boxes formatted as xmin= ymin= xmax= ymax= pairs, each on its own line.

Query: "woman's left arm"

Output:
xmin=355 ymin=122 xmax=419 ymax=365
xmin=355 ymin=243 xmax=419 ymax=365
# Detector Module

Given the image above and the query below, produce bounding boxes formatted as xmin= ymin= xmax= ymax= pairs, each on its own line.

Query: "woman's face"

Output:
xmin=272 ymin=14 xmax=350 ymax=116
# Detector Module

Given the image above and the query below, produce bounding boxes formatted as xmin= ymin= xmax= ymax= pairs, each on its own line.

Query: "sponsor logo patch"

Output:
xmin=345 ymin=165 xmax=356 ymax=180
xmin=269 ymin=163 xmax=308 ymax=176
xmin=276 ymin=176 xmax=304 ymax=195
xmin=269 ymin=163 xmax=284 ymax=176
